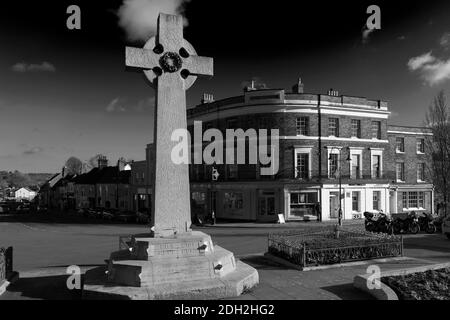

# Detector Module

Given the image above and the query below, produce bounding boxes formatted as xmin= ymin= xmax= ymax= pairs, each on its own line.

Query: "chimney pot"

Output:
xmin=201 ymin=93 xmax=214 ymax=104
xmin=292 ymin=77 xmax=304 ymax=94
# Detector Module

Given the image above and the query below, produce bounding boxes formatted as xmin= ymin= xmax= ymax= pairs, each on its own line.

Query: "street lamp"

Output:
xmin=328 ymin=147 xmax=351 ymax=227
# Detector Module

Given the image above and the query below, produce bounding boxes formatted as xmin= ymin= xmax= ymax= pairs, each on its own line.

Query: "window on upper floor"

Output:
xmin=371 ymin=121 xmax=381 ymax=139
xmin=417 ymin=163 xmax=425 ymax=182
xmin=372 ymin=155 xmax=381 ymax=178
xmin=351 ymin=119 xmax=361 ymax=138
xmin=295 ymin=153 xmax=309 ymax=179
xmin=329 ymin=153 xmax=339 ymax=178
xmin=351 ymin=154 xmax=361 ymax=179
xmin=396 ymin=162 xmax=405 ymax=182
xmin=296 ymin=117 xmax=309 ymax=136
xmin=328 ymin=118 xmax=339 ymax=137
xmin=396 ymin=137 xmax=405 ymax=153
xmin=417 ymin=138 xmax=425 ymax=153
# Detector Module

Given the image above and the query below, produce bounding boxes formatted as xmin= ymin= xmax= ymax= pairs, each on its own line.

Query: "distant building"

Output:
xmin=15 ymin=187 xmax=37 ymax=201
xmin=73 ymin=156 xmax=132 ymax=211
xmin=38 ymin=172 xmax=64 ymax=208
xmin=130 ymin=160 xmax=150 ymax=213
xmin=95 ymin=166 xmax=131 ymax=211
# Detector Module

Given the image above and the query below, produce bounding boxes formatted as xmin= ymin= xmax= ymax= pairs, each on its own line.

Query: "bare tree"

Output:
xmin=424 ymin=90 xmax=450 ymax=216
xmin=64 ymin=157 xmax=83 ymax=175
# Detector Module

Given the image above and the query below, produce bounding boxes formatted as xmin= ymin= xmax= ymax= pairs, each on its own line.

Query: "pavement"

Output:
xmin=0 ymin=213 xmax=449 ymax=300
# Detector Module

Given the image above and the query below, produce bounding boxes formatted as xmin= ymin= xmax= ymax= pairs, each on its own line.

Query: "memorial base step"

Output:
xmin=83 ymin=260 xmax=258 ymax=300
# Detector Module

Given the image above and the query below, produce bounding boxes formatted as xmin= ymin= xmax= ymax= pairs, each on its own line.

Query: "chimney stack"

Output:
xmin=328 ymin=88 xmax=339 ymax=97
xmin=244 ymin=80 xmax=257 ymax=92
xmin=98 ymin=155 xmax=108 ymax=169
xmin=117 ymin=157 xmax=126 ymax=171
xmin=292 ymin=78 xmax=304 ymax=94
xmin=201 ymin=93 xmax=214 ymax=104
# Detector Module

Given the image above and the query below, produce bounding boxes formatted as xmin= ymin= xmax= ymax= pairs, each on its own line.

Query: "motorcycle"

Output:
xmin=364 ymin=212 xmax=394 ymax=234
xmin=393 ymin=211 xmax=420 ymax=234
xmin=418 ymin=212 xmax=437 ymax=234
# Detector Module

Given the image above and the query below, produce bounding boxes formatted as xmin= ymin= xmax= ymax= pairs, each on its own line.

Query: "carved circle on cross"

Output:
xmin=143 ymin=37 xmax=198 ymax=90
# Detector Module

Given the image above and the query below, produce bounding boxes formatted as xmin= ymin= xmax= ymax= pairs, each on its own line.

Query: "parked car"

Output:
xmin=36 ymin=206 xmax=48 ymax=214
xmin=442 ymin=216 xmax=450 ymax=240
xmin=87 ymin=208 xmax=97 ymax=219
xmin=102 ymin=209 xmax=117 ymax=221
xmin=0 ymin=203 xmax=9 ymax=214
xmin=116 ymin=211 xmax=137 ymax=223
xmin=136 ymin=211 xmax=150 ymax=224
xmin=17 ymin=203 xmax=31 ymax=213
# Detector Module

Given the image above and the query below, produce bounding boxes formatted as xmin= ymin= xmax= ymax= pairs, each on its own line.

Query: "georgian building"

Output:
xmin=185 ymin=79 xmax=434 ymax=222
xmin=387 ymin=125 xmax=434 ymax=214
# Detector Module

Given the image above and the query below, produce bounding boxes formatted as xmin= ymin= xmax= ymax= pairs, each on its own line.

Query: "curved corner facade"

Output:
xmin=186 ymin=87 xmax=434 ymax=222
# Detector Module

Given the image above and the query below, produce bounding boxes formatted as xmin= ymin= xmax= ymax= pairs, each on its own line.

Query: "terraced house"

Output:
xmin=186 ymin=79 xmax=434 ymax=222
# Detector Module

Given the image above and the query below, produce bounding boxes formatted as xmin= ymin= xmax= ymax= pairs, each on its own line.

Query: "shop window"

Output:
xmin=224 ymin=192 xmax=243 ymax=210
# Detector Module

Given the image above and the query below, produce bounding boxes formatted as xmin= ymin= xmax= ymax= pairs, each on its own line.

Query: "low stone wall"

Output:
xmin=0 ymin=247 xmax=14 ymax=296
xmin=353 ymin=262 xmax=450 ymax=300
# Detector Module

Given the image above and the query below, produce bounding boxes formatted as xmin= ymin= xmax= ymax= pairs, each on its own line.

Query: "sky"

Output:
xmin=0 ymin=0 xmax=450 ymax=173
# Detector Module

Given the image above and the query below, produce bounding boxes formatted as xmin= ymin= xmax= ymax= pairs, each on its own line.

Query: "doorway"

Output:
xmin=258 ymin=191 xmax=276 ymax=222
xmin=329 ymin=192 xmax=339 ymax=219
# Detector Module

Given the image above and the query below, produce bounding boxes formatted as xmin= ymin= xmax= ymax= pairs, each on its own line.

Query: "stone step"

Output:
xmin=109 ymin=246 xmax=236 ymax=287
xmin=83 ymin=260 xmax=259 ymax=300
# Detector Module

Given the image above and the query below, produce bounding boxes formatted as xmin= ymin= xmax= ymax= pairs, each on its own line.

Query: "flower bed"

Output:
xmin=268 ymin=227 xmax=402 ymax=268
xmin=382 ymin=268 xmax=450 ymax=300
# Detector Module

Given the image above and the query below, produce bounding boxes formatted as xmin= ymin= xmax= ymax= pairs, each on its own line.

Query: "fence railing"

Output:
xmin=268 ymin=230 xmax=403 ymax=269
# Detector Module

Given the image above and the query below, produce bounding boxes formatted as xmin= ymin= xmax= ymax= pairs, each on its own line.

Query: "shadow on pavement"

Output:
xmin=0 ymin=213 xmax=144 ymax=227
xmin=1 ymin=275 xmax=81 ymax=300
xmin=240 ymin=255 xmax=294 ymax=271
xmin=321 ymin=283 xmax=375 ymax=300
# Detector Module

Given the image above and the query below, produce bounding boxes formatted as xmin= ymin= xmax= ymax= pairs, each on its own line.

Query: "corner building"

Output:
xmin=186 ymin=81 xmax=434 ymax=222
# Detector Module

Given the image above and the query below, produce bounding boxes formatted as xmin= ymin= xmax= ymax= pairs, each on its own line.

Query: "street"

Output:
xmin=1 ymin=214 xmax=449 ymax=300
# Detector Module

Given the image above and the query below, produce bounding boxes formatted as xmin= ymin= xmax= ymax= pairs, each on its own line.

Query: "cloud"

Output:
xmin=11 ymin=62 xmax=56 ymax=73
xmin=408 ymin=51 xmax=450 ymax=86
xmin=106 ymin=98 xmax=127 ymax=112
xmin=106 ymin=97 xmax=155 ymax=113
xmin=23 ymin=147 xmax=44 ymax=155
xmin=134 ymin=97 xmax=155 ymax=112
xmin=440 ymin=32 xmax=450 ymax=50
xmin=117 ymin=0 xmax=191 ymax=42
xmin=362 ymin=26 xmax=375 ymax=45
xmin=407 ymin=52 xmax=436 ymax=70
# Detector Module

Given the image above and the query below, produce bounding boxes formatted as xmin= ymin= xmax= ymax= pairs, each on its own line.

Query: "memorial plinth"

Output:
xmin=83 ymin=232 xmax=258 ymax=300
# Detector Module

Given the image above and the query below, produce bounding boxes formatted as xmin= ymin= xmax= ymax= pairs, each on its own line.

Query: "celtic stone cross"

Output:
xmin=126 ymin=13 xmax=213 ymax=237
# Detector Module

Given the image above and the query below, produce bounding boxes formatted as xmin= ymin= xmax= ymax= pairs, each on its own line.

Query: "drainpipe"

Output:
xmin=318 ymin=94 xmax=322 ymax=222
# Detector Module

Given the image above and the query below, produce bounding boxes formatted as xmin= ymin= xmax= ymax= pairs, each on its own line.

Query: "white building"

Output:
xmin=15 ymin=187 xmax=37 ymax=201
